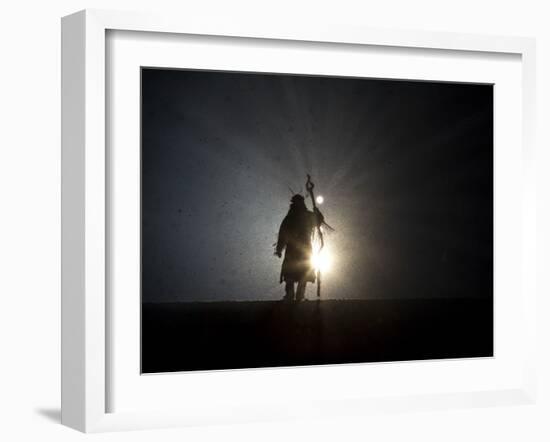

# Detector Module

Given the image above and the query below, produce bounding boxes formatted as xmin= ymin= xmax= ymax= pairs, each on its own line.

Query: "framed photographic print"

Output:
xmin=62 ymin=9 xmax=537 ymax=432
xmin=139 ymin=67 xmax=494 ymax=374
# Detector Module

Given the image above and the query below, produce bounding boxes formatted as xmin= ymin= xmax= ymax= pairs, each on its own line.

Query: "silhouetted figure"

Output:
xmin=275 ymin=194 xmax=324 ymax=302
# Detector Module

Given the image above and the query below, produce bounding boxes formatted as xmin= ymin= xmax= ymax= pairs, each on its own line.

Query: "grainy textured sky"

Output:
xmin=141 ymin=68 xmax=493 ymax=302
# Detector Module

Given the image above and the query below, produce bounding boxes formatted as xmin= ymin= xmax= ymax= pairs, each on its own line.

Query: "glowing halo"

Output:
xmin=311 ymin=247 xmax=332 ymax=273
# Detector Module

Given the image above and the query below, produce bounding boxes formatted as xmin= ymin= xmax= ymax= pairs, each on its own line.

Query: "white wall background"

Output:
xmin=0 ymin=1 xmax=548 ymax=440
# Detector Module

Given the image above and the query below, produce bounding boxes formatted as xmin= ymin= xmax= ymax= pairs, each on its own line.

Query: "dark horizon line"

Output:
xmin=142 ymin=297 xmax=493 ymax=305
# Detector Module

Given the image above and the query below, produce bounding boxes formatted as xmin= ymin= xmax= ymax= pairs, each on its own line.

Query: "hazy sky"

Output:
xmin=141 ymin=68 xmax=493 ymax=302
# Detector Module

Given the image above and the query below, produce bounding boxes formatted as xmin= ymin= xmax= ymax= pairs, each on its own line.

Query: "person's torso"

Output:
xmin=285 ymin=211 xmax=314 ymax=245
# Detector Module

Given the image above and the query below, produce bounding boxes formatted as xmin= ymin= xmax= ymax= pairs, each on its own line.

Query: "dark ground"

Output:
xmin=141 ymin=299 xmax=493 ymax=373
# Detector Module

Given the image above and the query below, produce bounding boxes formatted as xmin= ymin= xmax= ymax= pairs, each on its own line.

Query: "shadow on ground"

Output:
xmin=35 ymin=408 xmax=61 ymax=423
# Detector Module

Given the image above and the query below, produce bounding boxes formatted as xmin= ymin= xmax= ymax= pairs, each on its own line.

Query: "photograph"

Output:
xmin=140 ymin=67 xmax=494 ymax=374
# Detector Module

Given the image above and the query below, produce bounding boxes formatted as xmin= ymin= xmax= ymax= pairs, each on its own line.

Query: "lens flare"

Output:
xmin=311 ymin=247 xmax=332 ymax=273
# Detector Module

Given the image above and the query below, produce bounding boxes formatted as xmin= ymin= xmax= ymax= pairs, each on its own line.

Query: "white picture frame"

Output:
xmin=61 ymin=9 xmax=537 ymax=433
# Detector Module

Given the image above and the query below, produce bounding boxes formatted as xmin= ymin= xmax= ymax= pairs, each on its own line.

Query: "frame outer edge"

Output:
xmin=84 ymin=9 xmax=108 ymax=432
xmin=62 ymin=9 xmax=108 ymax=433
xmin=61 ymin=10 xmax=87 ymax=432
xmin=89 ymin=8 xmax=531 ymax=55
xmin=61 ymin=8 xmax=537 ymax=432
xmin=521 ymin=39 xmax=537 ymax=403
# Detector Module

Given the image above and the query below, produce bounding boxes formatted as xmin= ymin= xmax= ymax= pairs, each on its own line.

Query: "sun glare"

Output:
xmin=316 ymin=195 xmax=324 ymax=205
xmin=311 ymin=247 xmax=332 ymax=273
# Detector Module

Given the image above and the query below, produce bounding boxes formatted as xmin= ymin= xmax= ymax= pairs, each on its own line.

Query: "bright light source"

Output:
xmin=311 ymin=247 xmax=332 ymax=273
xmin=316 ymin=195 xmax=324 ymax=205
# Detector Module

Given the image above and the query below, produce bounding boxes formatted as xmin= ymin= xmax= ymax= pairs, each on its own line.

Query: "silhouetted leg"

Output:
xmin=296 ymin=279 xmax=307 ymax=301
xmin=283 ymin=281 xmax=295 ymax=302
